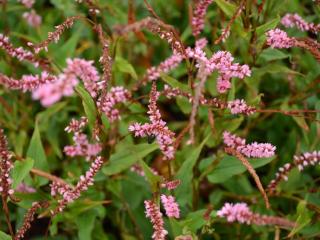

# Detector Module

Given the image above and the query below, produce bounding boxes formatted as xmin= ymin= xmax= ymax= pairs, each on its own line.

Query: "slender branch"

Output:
xmin=30 ymin=168 xmax=68 ymax=185
xmin=225 ymin=147 xmax=270 ymax=209
xmin=1 ymin=195 xmax=14 ymax=237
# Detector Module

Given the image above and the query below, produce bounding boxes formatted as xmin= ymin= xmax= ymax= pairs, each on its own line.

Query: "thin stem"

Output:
xmin=1 ymin=195 xmax=14 ymax=238
xmin=225 ymin=147 xmax=270 ymax=209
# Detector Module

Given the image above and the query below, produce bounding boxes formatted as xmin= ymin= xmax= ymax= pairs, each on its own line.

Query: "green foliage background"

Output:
xmin=0 ymin=0 xmax=320 ymax=239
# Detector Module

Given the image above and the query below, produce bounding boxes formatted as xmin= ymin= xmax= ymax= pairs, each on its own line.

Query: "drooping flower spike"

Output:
xmin=281 ymin=13 xmax=320 ymax=34
xmin=217 ymin=202 xmax=295 ymax=227
xmin=129 ymin=81 xmax=175 ymax=160
xmin=144 ymin=199 xmax=168 ymax=240
xmin=223 ymin=131 xmax=276 ymax=158
xmin=267 ymin=151 xmax=320 ymax=193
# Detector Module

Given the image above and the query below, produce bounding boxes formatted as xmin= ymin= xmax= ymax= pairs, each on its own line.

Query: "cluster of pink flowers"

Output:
xmin=0 ymin=33 xmax=42 ymax=67
xmin=129 ymin=82 xmax=175 ymax=160
xmin=217 ymin=202 xmax=295 ymax=227
xmin=32 ymin=58 xmax=101 ymax=106
xmin=267 ymin=151 xmax=320 ymax=193
xmin=191 ymin=0 xmax=213 ymax=36
xmin=186 ymin=47 xmax=251 ymax=93
xmin=65 ymin=58 xmax=103 ymax=98
xmin=266 ymin=28 xmax=296 ymax=49
xmin=51 ymin=156 xmax=104 ymax=214
xmin=146 ymin=53 xmax=183 ymax=81
xmin=64 ymin=117 xmax=102 ymax=160
xmin=30 ymin=16 xmax=81 ymax=53
xmin=267 ymin=163 xmax=293 ymax=193
xmin=18 ymin=0 xmax=35 ymax=8
xmin=294 ymin=151 xmax=320 ymax=171
xmin=208 ymin=51 xmax=251 ymax=93
xmin=130 ymin=163 xmax=159 ymax=177
xmin=97 ymin=86 xmax=131 ymax=122
xmin=160 ymin=194 xmax=180 ymax=218
xmin=281 ymin=13 xmax=320 ymax=34
xmin=0 ymin=129 xmax=14 ymax=197
xmin=161 ymin=179 xmax=181 ymax=190
xmin=227 ymin=99 xmax=256 ymax=115
xmin=23 ymin=10 xmax=42 ymax=28
xmin=144 ymin=200 xmax=168 ymax=240
xmin=217 ymin=202 xmax=252 ymax=224
xmin=223 ymin=131 xmax=276 ymax=158
xmin=0 ymin=72 xmax=56 ymax=93
xmin=16 ymin=183 xmax=36 ymax=193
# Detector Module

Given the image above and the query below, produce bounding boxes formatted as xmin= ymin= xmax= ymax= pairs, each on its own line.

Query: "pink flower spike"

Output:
xmin=223 ymin=131 xmax=276 ymax=158
xmin=97 ymin=86 xmax=131 ymax=122
xmin=0 ymin=129 xmax=14 ymax=198
xmin=146 ymin=53 xmax=183 ymax=81
xmin=144 ymin=200 xmax=168 ymax=240
xmin=217 ymin=202 xmax=252 ymax=224
xmin=266 ymin=28 xmax=295 ymax=49
xmin=227 ymin=99 xmax=256 ymax=115
xmin=161 ymin=194 xmax=180 ymax=218
xmin=191 ymin=0 xmax=213 ymax=36
xmin=19 ymin=0 xmax=35 ymax=8
xmin=23 ymin=10 xmax=42 ymax=28
xmin=281 ymin=13 xmax=320 ymax=34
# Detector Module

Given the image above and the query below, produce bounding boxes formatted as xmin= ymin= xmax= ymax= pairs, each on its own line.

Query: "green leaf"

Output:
xmin=256 ymin=16 xmax=280 ymax=37
xmin=75 ymin=210 xmax=98 ymax=240
xmin=49 ymin=0 xmax=77 ymax=16
xmin=139 ymin=159 xmax=162 ymax=192
xmin=75 ymin=85 xmax=97 ymax=126
xmin=27 ymin=123 xmax=48 ymax=171
xmin=214 ymin=0 xmax=237 ymax=17
xmin=207 ymin=155 xmax=275 ymax=183
xmin=12 ymin=157 xmax=34 ymax=189
xmin=288 ymin=200 xmax=313 ymax=237
xmin=103 ymin=142 xmax=158 ymax=175
xmin=0 ymin=231 xmax=11 ymax=240
xmin=114 ymin=57 xmax=137 ymax=80
xmin=52 ymin=28 xmax=81 ymax=66
xmin=175 ymin=134 xmax=211 ymax=206
xmin=37 ymin=101 xmax=68 ymax=125
xmin=179 ymin=210 xmax=207 ymax=232
xmin=161 ymin=74 xmax=191 ymax=94
xmin=259 ymin=48 xmax=290 ymax=62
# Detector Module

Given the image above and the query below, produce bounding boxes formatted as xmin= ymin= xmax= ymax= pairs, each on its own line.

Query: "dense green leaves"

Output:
xmin=12 ymin=157 xmax=34 ymax=189
xmin=207 ymin=155 xmax=275 ymax=183
xmin=103 ymin=142 xmax=158 ymax=176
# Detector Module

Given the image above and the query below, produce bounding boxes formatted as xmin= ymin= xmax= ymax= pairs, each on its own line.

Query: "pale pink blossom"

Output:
xmin=144 ymin=200 xmax=168 ymax=240
xmin=266 ymin=29 xmax=295 ymax=49
xmin=191 ymin=0 xmax=213 ymax=36
xmin=64 ymin=117 xmax=102 ymax=160
xmin=161 ymin=179 xmax=181 ymax=190
xmin=146 ymin=53 xmax=183 ymax=81
xmin=97 ymin=86 xmax=131 ymax=122
xmin=294 ymin=151 xmax=320 ymax=171
xmin=281 ymin=13 xmax=320 ymax=34
xmin=0 ymin=33 xmax=42 ymax=67
xmin=19 ymin=0 xmax=35 ymax=8
xmin=23 ymin=10 xmax=42 ymax=28
xmin=217 ymin=202 xmax=252 ymax=224
xmin=32 ymin=58 xmax=102 ymax=106
xmin=51 ymin=156 xmax=104 ymax=214
xmin=161 ymin=194 xmax=180 ymax=218
xmin=223 ymin=131 xmax=276 ymax=158
xmin=16 ymin=183 xmax=36 ymax=193
xmin=217 ymin=202 xmax=295 ymax=227
xmin=129 ymin=82 xmax=175 ymax=160
xmin=227 ymin=99 xmax=256 ymax=115
xmin=0 ymin=129 xmax=14 ymax=198
xmin=0 ymin=72 xmax=57 ymax=93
